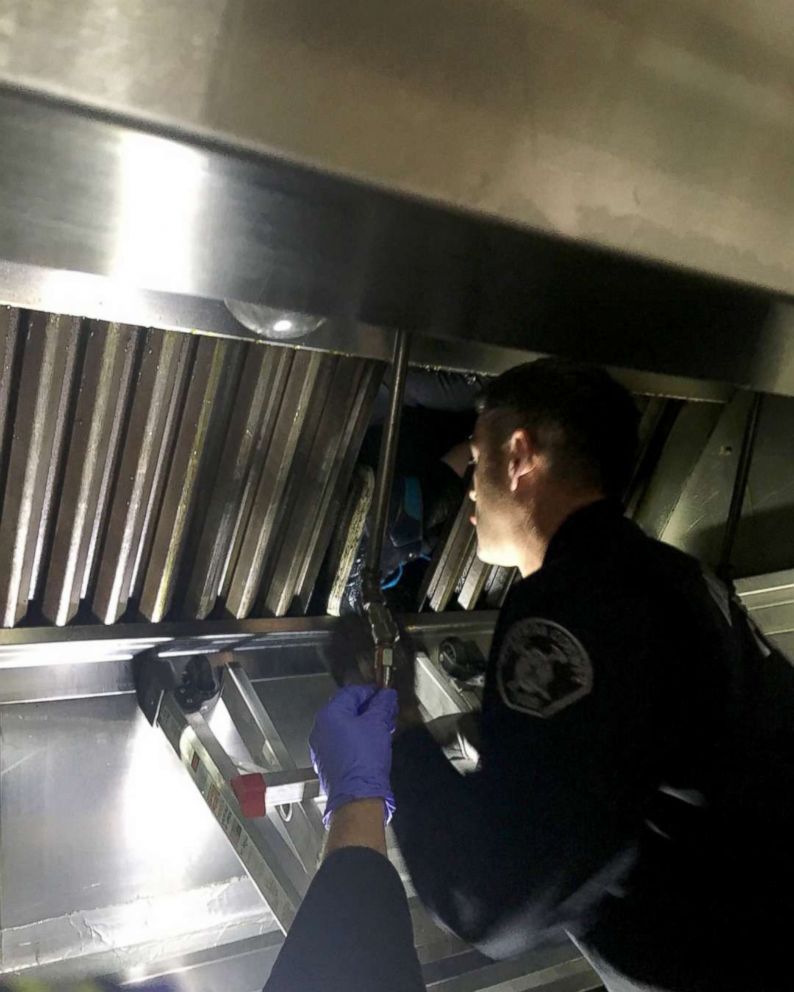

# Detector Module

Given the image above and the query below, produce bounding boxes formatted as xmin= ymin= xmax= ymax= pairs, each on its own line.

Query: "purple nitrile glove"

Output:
xmin=309 ymin=684 xmax=398 ymax=828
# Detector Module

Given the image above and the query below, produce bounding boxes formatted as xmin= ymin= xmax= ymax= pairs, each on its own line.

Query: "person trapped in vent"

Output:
xmin=388 ymin=358 xmax=794 ymax=992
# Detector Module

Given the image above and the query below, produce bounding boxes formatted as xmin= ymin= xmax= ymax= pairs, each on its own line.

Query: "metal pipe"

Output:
xmin=363 ymin=329 xmax=410 ymax=686
xmin=718 ymin=392 xmax=764 ymax=582
xmin=365 ymin=329 xmax=411 ymax=577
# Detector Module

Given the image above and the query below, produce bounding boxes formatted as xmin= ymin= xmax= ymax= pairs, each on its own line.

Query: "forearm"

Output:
xmin=325 ymin=798 xmax=387 ymax=859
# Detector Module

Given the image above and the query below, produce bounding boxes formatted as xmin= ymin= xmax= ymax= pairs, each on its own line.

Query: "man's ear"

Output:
xmin=506 ymin=429 xmax=535 ymax=493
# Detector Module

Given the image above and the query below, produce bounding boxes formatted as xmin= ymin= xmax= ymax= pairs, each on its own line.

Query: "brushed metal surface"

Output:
xmin=637 ymin=392 xmax=794 ymax=578
xmin=139 ymin=337 xmax=231 ymax=622
xmin=0 ymin=89 xmax=792 ymax=399
xmin=43 ymin=321 xmax=138 ymax=625
xmin=0 ymin=694 xmax=262 ymax=930
xmin=2 ymin=1 xmax=794 ymax=297
xmin=0 ymin=263 xmax=737 ymax=404
xmin=92 ymin=329 xmax=192 ymax=624
xmin=0 ymin=312 xmax=380 ymax=628
xmin=0 ymin=312 xmax=80 ymax=626
xmin=222 ymin=350 xmax=329 ymax=619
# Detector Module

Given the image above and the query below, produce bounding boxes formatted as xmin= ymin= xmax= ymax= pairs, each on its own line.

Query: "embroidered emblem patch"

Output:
xmin=497 ymin=618 xmax=593 ymax=717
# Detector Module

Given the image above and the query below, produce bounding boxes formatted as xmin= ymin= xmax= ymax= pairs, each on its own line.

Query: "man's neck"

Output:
xmin=516 ymin=489 xmax=605 ymax=578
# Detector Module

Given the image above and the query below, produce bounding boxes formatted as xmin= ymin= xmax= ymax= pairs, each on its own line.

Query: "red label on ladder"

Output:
xmin=230 ymin=772 xmax=267 ymax=818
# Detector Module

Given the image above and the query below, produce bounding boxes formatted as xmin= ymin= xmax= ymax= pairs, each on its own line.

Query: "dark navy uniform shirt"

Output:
xmin=392 ymin=500 xmax=794 ymax=992
xmin=264 ymin=847 xmax=424 ymax=992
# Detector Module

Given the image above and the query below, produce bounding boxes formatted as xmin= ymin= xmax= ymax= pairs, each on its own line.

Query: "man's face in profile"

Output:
xmin=469 ymin=414 xmax=516 ymax=568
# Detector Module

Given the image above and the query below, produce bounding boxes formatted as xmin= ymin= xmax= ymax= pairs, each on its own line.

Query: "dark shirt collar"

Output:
xmin=544 ymin=498 xmax=626 ymax=565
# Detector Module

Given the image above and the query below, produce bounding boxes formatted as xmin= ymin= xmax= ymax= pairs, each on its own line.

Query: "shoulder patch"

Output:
xmin=497 ymin=618 xmax=593 ymax=718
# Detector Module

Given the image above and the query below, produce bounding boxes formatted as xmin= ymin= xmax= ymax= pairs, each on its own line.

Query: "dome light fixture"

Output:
xmin=225 ymin=300 xmax=324 ymax=341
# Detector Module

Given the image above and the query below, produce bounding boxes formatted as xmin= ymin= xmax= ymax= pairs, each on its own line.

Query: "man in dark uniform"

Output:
xmin=391 ymin=359 xmax=794 ymax=992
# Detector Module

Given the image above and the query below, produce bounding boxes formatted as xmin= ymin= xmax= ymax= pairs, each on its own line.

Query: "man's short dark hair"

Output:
xmin=476 ymin=358 xmax=639 ymax=499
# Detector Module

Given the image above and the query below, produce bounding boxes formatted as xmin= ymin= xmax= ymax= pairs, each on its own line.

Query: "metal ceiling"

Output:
xmin=1 ymin=88 xmax=793 ymax=400
xmin=3 ymin=1 xmax=794 ymax=299
xmin=0 ymin=307 xmax=381 ymax=629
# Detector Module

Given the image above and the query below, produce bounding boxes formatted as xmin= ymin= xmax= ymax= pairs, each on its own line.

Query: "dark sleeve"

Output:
xmin=263 ymin=846 xmax=425 ymax=992
xmin=392 ymin=576 xmax=677 ymax=959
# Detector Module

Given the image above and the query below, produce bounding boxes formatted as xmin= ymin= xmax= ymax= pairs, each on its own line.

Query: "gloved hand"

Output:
xmin=309 ymin=684 xmax=398 ymax=828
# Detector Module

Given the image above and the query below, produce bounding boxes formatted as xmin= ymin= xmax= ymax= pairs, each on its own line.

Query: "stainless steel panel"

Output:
xmin=423 ymin=495 xmax=517 ymax=613
xmin=0 ymin=90 xmax=791 ymax=401
xmin=224 ymin=351 xmax=329 ymax=619
xmin=0 ymin=669 xmax=341 ymax=976
xmin=139 ymin=337 xmax=230 ymax=622
xmin=631 ymin=402 xmax=726 ymax=540
xmin=0 ymin=306 xmax=20 ymax=494
xmin=422 ymin=497 xmax=478 ymax=613
xmin=120 ymin=934 xmax=285 ymax=992
xmin=262 ymin=359 xmax=381 ymax=615
xmin=624 ymin=398 xmax=684 ymax=519
xmin=0 ymin=696 xmax=262 ymax=948
xmin=415 ymin=651 xmax=477 ymax=720
xmin=223 ymin=665 xmax=302 ymax=772
xmin=457 ymin=555 xmax=491 ymax=612
xmin=425 ymin=944 xmax=598 ymax=991
xmin=120 ymin=917 xmax=595 ymax=992
xmin=43 ymin=321 xmax=138 ymax=625
xmin=655 ymin=392 xmax=756 ymax=566
xmin=0 ymin=313 xmax=381 ymax=628
xmin=722 ymin=394 xmax=794 ymax=577
xmin=0 ymin=611 xmax=498 ymax=671
xmin=0 ymin=311 xmax=81 ymax=626
xmin=0 ymin=659 xmax=135 ymax=705
xmin=2 ymin=878 xmax=274 ymax=980
xmin=4 ymin=2 xmax=794 ymax=298
xmin=737 ymin=568 xmax=794 ymax=645
xmin=183 ymin=343 xmax=291 ymax=620
xmin=635 ymin=391 xmax=794 ymax=578
xmin=248 ymin=675 xmax=335 ymax=770
xmin=92 ymin=329 xmax=191 ymax=623
xmin=0 ymin=263 xmax=737 ymax=405
xmin=736 ymin=569 xmax=794 ymax=608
